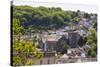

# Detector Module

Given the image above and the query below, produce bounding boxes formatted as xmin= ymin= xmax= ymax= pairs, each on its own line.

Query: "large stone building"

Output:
xmin=38 ymin=34 xmax=62 ymax=52
xmin=38 ymin=32 xmax=81 ymax=52
xmin=68 ymin=32 xmax=80 ymax=48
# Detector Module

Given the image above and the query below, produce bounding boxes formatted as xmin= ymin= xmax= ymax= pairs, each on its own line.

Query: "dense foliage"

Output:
xmin=12 ymin=38 xmax=43 ymax=66
xmin=12 ymin=5 xmax=96 ymax=33
xmin=87 ymin=28 xmax=97 ymax=57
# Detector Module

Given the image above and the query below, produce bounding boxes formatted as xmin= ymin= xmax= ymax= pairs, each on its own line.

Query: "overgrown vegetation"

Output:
xmin=12 ymin=5 xmax=96 ymax=33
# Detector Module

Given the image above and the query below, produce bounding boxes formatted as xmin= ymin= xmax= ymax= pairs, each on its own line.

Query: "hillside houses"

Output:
xmin=19 ymin=29 xmax=87 ymax=52
xmin=18 ymin=28 xmax=87 ymax=52
xmin=38 ymin=31 xmax=82 ymax=52
xmin=14 ymin=27 xmax=93 ymax=65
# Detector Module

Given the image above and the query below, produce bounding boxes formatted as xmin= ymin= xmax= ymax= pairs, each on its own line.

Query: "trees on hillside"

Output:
xmin=13 ymin=6 xmax=94 ymax=31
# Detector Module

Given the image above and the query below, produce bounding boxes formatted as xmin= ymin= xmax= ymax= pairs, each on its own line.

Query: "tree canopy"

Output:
xmin=12 ymin=5 xmax=95 ymax=33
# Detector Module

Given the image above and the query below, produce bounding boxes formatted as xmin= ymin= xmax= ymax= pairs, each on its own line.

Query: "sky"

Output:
xmin=12 ymin=0 xmax=98 ymax=14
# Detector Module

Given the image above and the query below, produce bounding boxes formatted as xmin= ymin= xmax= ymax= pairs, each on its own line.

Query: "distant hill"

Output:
xmin=12 ymin=5 xmax=97 ymax=31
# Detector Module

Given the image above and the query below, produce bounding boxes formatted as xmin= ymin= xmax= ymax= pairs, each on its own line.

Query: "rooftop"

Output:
xmin=42 ymin=34 xmax=62 ymax=41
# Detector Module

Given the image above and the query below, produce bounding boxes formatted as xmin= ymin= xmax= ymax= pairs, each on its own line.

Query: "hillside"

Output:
xmin=12 ymin=5 xmax=97 ymax=33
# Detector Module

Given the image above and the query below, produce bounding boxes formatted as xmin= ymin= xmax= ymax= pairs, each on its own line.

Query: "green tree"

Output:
xmin=87 ymin=27 xmax=97 ymax=57
xmin=13 ymin=39 xmax=43 ymax=66
xmin=12 ymin=18 xmax=23 ymax=35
